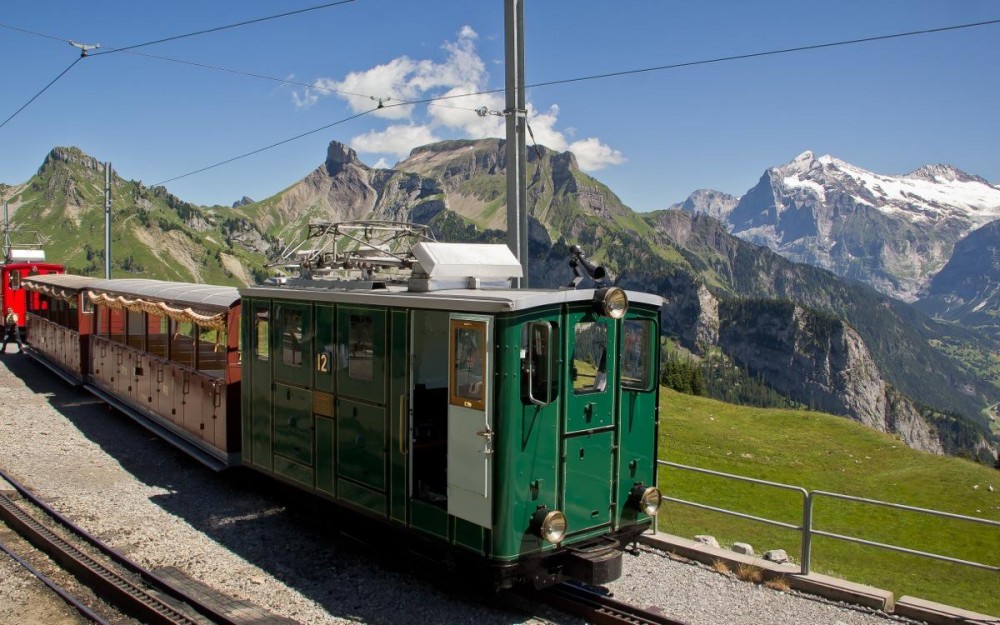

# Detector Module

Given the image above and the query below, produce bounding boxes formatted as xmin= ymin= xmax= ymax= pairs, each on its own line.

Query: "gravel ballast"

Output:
xmin=0 ymin=353 xmax=920 ymax=624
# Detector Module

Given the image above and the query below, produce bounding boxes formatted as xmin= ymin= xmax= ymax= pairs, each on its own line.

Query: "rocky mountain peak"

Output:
xmin=324 ymin=141 xmax=363 ymax=176
xmin=41 ymin=146 xmax=103 ymax=176
xmin=905 ymin=163 xmax=988 ymax=186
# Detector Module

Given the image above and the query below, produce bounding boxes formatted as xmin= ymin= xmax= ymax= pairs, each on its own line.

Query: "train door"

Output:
xmin=389 ymin=309 xmax=408 ymax=524
xmin=615 ymin=313 xmax=660 ymax=526
xmin=247 ymin=300 xmax=273 ymax=469
xmin=446 ymin=314 xmax=493 ymax=528
xmin=562 ymin=309 xmax=618 ymax=534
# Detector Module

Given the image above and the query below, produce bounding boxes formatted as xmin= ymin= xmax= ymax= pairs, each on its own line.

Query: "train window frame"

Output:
xmin=522 ymin=321 xmax=559 ymax=406
xmin=8 ymin=271 xmax=20 ymax=291
xmin=254 ymin=308 xmax=269 ymax=361
xmin=280 ymin=308 xmax=304 ymax=367
xmin=450 ymin=319 xmax=486 ymax=411
xmin=621 ymin=318 xmax=655 ymax=392
xmin=571 ymin=320 xmax=609 ymax=395
xmin=347 ymin=313 xmax=375 ymax=382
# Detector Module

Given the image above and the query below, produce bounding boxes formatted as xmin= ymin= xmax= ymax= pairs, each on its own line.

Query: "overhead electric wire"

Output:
xmin=0 ymin=22 xmax=74 ymax=44
xmin=88 ymin=0 xmax=357 ymax=56
xmin=150 ymin=107 xmax=378 ymax=187
xmin=0 ymin=56 xmax=83 ymax=131
xmin=525 ymin=17 xmax=1000 ymax=90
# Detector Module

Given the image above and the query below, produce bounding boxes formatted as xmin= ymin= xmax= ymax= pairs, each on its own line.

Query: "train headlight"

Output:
xmin=629 ymin=483 xmax=662 ymax=516
xmin=594 ymin=287 xmax=628 ymax=319
xmin=532 ymin=507 xmax=568 ymax=544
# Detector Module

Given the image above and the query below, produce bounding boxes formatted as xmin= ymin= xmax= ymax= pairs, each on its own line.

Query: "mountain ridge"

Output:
xmin=5 ymin=140 xmax=997 ymax=463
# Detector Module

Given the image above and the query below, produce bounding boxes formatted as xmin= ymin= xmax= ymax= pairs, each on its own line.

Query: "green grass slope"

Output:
xmin=658 ymin=388 xmax=999 ymax=615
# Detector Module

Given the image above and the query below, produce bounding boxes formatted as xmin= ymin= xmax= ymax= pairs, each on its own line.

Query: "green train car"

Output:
xmin=240 ymin=241 xmax=663 ymax=588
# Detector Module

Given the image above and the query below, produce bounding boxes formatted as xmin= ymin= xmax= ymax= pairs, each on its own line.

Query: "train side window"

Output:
xmin=127 ymin=310 xmax=145 ymax=350
xmin=622 ymin=319 xmax=654 ymax=391
xmin=348 ymin=314 xmax=374 ymax=381
xmin=281 ymin=308 xmax=303 ymax=367
xmin=572 ymin=320 xmax=609 ymax=394
xmin=109 ymin=308 xmax=126 ymax=344
xmin=67 ymin=298 xmax=79 ymax=332
xmin=450 ymin=320 xmax=486 ymax=410
xmin=254 ymin=309 xmax=269 ymax=361
xmin=170 ymin=319 xmax=195 ymax=367
xmin=521 ymin=321 xmax=559 ymax=405
xmin=147 ymin=314 xmax=168 ymax=358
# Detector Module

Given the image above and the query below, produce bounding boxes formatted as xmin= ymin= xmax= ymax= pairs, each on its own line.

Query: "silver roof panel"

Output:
xmin=87 ymin=279 xmax=240 ymax=311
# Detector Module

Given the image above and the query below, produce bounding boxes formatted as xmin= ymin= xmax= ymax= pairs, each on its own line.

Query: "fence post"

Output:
xmin=801 ymin=492 xmax=814 ymax=575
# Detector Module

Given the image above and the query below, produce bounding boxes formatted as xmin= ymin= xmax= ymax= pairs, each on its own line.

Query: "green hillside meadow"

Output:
xmin=656 ymin=388 xmax=1000 ymax=616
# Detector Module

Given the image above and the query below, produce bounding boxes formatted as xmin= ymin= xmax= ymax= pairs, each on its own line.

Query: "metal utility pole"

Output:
xmin=504 ymin=0 xmax=528 ymax=287
xmin=104 ymin=162 xmax=111 ymax=278
xmin=2 ymin=201 xmax=10 ymax=262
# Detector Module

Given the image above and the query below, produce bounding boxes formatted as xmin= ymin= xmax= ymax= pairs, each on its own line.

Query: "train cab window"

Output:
xmin=347 ymin=314 xmax=374 ymax=381
xmin=281 ymin=309 xmax=304 ymax=367
xmin=521 ymin=321 xmax=559 ymax=405
xmin=572 ymin=320 xmax=609 ymax=394
xmin=8 ymin=272 xmax=20 ymax=291
xmin=254 ymin=309 xmax=269 ymax=361
xmin=450 ymin=320 xmax=486 ymax=410
xmin=127 ymin=310 xmax=145 ymax=350
xmin=622 ymin=319 xmax=654 ymax=391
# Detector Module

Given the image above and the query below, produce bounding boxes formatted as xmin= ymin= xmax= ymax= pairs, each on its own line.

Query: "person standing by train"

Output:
xmin=1 ymin=307 xmax=23 ymax=353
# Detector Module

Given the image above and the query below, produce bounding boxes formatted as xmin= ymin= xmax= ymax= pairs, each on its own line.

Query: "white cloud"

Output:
xmin=568 ymin=137 xmax=627 ymax=170
xmin=371 ymin=157 xmax=391 ymax=169
xmin=351 ymin=125 xmax=439 ymax=159
xmin=295 ymin=26 xmax=625 ymax=172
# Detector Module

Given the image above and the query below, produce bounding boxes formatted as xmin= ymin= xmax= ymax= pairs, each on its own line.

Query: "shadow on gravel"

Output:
xmin=4 ymin=354 xmax=530 ymax=624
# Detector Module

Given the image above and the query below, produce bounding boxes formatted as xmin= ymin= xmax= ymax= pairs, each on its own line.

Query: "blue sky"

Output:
xmin=1 ymin=1 xmax=998 ymax=213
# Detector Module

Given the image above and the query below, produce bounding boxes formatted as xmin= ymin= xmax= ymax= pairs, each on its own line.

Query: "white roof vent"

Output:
xmin=7 ymin=248 xmax=46 ymax=263
xmin=409 ymin=242 xmax=522 ymax=291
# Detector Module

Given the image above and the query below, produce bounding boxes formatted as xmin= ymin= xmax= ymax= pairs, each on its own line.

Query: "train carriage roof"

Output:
xmin=23 ymin=273 xmax=101 ymax=293
xmin=240 ymin=284 xmax=663 ymax=314
xmin=85 ymin=279 xmax=240 ymax=312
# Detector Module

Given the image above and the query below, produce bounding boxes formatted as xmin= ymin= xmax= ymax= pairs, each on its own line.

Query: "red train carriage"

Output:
xmin=22 ymin=274 xmax=102 ymax=384
xmin=2 ymin=260 xmax=64 ymax=337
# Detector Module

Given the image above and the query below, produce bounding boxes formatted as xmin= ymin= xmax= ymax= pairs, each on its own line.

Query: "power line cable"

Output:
xmin=150 ymin=106 xmax=378 ymax=187
xmin=89 ymin=0 xmax=357 ymax=56
xmin=0 ymin=56 xmax=83 ymax=131
xmin=525 ymin=18 xmax=1000 ymax=90
xmin=123 ymin=49 xmax=484 ymax=113
xmin=141 ymin=17 xmax=1000 ymax=187
xmin=0 ymin=22 xmax=74 ymax=44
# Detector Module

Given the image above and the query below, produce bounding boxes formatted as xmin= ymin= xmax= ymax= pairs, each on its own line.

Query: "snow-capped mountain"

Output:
xmin=682 ymin=151 xmax=1000 ymax=302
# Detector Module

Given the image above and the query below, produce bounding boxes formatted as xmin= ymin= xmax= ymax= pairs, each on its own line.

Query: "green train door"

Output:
xmin=447 ymin=314 xmax=493 ymax=528
xmin=616 ymin=312 xmax=659 ymax=526
xmin=563 ymin=309 xmax=617 ymax=534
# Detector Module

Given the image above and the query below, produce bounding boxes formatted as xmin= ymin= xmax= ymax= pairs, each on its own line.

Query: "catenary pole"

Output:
xmin=104 ymin=162 xmax=111 ymax=278
xmin=504 ymin=0 xmax=528 ymax=287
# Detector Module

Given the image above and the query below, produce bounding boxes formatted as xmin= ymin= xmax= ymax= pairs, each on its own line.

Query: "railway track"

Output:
xmin=537 ymin=581 xmax=691 ymax=625
xmin=0 ymin=468 xmax=285 ymax=625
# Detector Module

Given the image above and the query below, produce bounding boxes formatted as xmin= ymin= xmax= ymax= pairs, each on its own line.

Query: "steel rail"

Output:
xmin=541 ymin=582 xmax=691 ymax=625
xmin=0 ymin=536 xmax=110 ymax=624
xmin=0 ymin=467 xmax=246 ymax=625
xmin=0 ymin=493 xmax=203 ymax=625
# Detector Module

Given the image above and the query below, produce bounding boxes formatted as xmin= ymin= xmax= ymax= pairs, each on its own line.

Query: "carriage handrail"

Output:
xmin=657 ymin=460 xmax=1000 ymax=576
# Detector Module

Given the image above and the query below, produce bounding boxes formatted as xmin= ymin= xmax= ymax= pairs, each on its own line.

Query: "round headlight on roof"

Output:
xmin=532 ymin=507 xmax=568 ymax=544
xmin=595 ymin=287 xmax=628 ymax=319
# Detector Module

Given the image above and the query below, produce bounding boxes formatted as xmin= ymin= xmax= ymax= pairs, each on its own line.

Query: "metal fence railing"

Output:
xmin=657 ymin=460 xmax=1000 ymax=577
